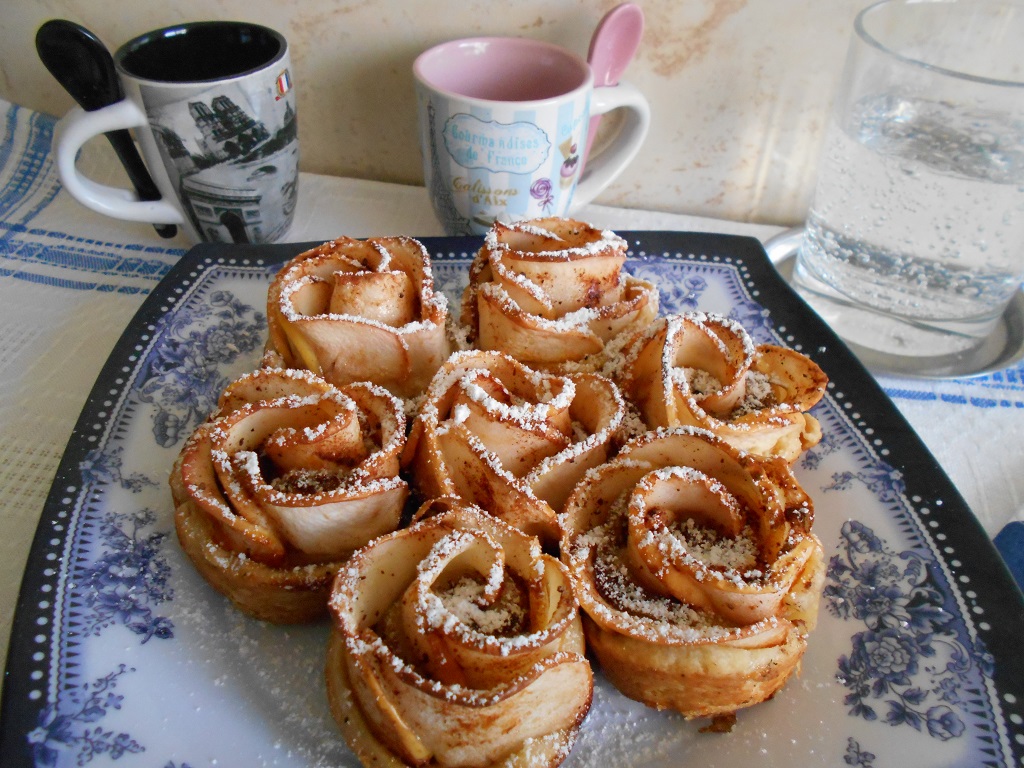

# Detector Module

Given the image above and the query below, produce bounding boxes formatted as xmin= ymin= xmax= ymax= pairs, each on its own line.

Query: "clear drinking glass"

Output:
xmin=793 ymin=0 xmax=1024 ymax=374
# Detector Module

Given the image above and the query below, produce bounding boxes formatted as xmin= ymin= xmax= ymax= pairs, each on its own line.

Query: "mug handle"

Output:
xmin=571 ymin=81 xmax=650 ymax=208
xmin=54 ymin=100 xmax=185 ymax=225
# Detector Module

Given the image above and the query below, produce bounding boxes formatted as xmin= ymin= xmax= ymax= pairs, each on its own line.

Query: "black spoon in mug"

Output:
xmin=36 ymin=19 xmax=177 ymax=239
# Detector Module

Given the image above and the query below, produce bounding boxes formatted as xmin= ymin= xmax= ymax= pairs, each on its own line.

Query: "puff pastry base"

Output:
xmin=172 ymin=484 xmax=340 ymax=624
xmin=325 ymin=630 xmax=583 ymax=768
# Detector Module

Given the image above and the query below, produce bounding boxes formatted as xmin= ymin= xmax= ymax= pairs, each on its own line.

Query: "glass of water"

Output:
xmin=793 ymin=0 xmax=1024 ymax=373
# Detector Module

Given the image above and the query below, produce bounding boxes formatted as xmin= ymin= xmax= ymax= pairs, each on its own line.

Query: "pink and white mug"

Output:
xmin=414 ymin=37 xmax=650 ymax=235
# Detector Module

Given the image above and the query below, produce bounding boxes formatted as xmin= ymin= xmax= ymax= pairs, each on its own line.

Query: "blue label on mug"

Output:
xmin=420 ymin=92 xmax=589 ymax=236
xmin=442 ymin=114 xmax=551 ymax=174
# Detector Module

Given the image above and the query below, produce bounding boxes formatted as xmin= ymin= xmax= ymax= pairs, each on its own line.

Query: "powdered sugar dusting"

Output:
xmin=434 ymin=576 xmax=527 ymax=637
xmin=573 ymin=511 xmax=771 ymax=644
xmin=732 ymin=370 xmax=776 ymax=417
xmin=164 ymin=222 xmax=833 ymax=766
xmin=484 ymin=219 xmax=626 ymax=261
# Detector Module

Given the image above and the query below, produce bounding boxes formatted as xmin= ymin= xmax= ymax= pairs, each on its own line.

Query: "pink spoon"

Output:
xmin=582 ymin=3 xmax=645 ymax=174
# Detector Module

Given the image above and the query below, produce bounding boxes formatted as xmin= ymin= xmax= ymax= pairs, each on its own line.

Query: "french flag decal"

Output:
xmin=276 ymin=69 xmax=292 ymax=99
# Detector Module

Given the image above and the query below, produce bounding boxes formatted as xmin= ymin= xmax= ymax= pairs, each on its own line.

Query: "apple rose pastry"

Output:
xmin=460 ymin=218 xmax=658 ymax=371
xmin=266 ymin=236 xmax=451 ymax=399
xmin=402 ymin=349 xmax=627 ymax=547
xmin=170 ymin=368 xmax=408 ymax=623
xmin=326 ymin=499 xmax=593 ymax=768
xmin=559 ymin=427 xmax=825 ymax=721
xmin=615 ymin=312 xmax=828 ymax=462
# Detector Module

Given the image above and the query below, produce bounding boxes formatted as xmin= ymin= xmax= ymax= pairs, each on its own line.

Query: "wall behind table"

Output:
xmin=0 ymin=0 xmax=864 ymax=226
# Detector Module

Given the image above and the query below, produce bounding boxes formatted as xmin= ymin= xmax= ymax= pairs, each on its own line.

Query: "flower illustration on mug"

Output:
xmin=530 ymin=177 xmax=554 ymax=212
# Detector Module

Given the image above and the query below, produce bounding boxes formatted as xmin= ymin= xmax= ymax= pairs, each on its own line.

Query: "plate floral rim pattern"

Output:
xmin=1 ymin=232 xmax=1022 ymax=768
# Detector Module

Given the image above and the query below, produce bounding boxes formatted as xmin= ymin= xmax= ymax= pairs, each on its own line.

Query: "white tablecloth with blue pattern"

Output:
xmin=1 ymin=97 xmax=1020 ymax=678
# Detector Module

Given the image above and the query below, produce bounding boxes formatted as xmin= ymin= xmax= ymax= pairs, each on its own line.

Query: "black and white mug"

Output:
xmin=55 ymin=21 xmax=299 ymax=244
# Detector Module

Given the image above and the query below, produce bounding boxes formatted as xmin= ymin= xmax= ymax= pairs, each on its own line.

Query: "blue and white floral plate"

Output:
xmin=2 ymin=232 xmax=1022 ymax=768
